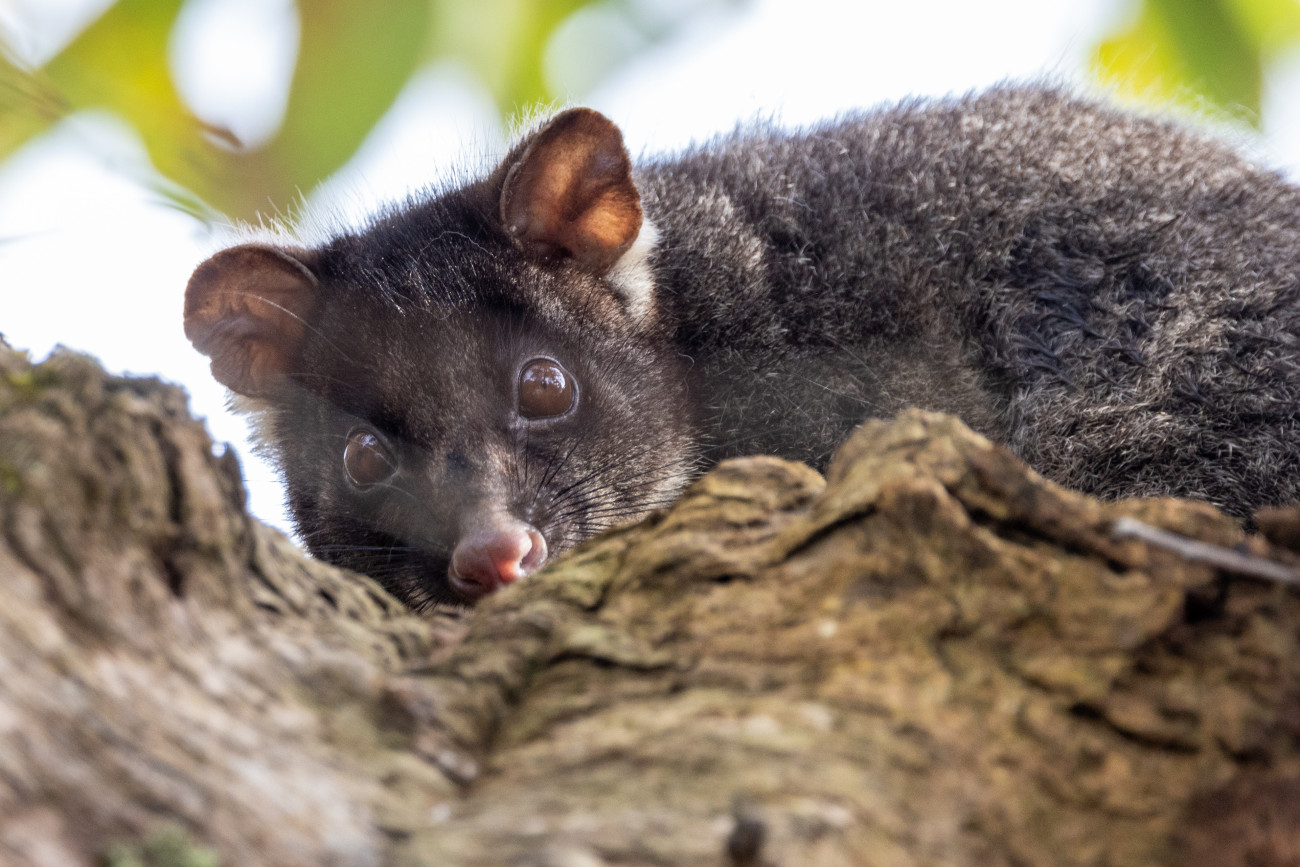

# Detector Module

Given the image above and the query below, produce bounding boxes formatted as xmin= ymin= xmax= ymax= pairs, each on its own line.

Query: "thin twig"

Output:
xmin=1110 ymin=517 xmax=1300 ymax=586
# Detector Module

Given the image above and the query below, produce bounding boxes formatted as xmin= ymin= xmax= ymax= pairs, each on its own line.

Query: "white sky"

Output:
xmin=3 ymin=0 xmax=1299 ymax=533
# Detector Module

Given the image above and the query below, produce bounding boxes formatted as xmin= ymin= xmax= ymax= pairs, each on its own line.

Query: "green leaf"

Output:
xmin=1 ymin=0 xmax=428 ymax=221
xmin=0 ymin=52 xmax=61 ymax=158
xmin=1093 ymin=0 xmax=1274 ymax=125
xmin=1 ymin=0 xmax=194 ymax=162
xmin=429 ymin=0 xmax=590 ymax=116
xmin=0 ymin=0 xmax=731 ymax=222
xmin=1224 ymin=0 xmax=1300 ymax=52
xmin=1149 ymin=0 xmax=1261 ymax=115
xmin=197 ymin=0 xmax=430 ymax=218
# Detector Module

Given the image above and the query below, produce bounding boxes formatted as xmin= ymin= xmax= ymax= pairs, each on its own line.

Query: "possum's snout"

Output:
xmin=448 ymin=513 xmax=549 ymax=600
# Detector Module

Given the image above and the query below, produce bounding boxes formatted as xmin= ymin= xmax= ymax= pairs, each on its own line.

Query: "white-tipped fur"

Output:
xmin=604 ymin=218 xmax=660 ymax=322
xmin=228 ymin=392 xmax=284 ymax=461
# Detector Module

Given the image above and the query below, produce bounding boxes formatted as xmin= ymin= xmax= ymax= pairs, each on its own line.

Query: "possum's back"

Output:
xmin=637 ymin=85 xmax=1300 ymax=516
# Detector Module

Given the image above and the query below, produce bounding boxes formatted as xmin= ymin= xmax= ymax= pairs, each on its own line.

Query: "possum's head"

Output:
xmin=184 ymin=108 xmax=696 ymax=608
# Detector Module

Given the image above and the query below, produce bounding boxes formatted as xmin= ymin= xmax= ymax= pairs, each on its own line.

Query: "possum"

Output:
xmin=184 ymin=84 xmax=1300 ymax=608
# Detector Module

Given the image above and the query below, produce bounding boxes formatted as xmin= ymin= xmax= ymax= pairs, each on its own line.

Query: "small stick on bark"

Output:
xmin=1110 ymin=517 xmax=1300 ymax=586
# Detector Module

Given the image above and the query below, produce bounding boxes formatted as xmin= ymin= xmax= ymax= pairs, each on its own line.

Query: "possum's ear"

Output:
xmin=184 ymin=244 xmax=319 ymax=399
xmin=499 ymin=108 xmax=642 ymax=276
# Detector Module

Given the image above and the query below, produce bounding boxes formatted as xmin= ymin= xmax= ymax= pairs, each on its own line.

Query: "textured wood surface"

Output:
xmin=2 ymin=341 xmax=1298 ymax=866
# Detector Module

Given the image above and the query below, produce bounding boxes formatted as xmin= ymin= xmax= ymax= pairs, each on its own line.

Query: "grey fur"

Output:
xmin=189 ymin=84 xmax=1300 ymax=607
xmin=641 ymin=85 xmax=1300 ymax=512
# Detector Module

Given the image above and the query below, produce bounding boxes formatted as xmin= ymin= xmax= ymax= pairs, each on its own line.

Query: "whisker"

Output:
xmin=223 ymin=289 xmax=368 ymax=376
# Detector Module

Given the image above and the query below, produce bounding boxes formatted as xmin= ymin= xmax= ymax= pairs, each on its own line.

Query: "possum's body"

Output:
xmin=643 ymin=87 xmax=1300 ymax=507
xmin=185 ymin=85 xmax=1300 ymax=607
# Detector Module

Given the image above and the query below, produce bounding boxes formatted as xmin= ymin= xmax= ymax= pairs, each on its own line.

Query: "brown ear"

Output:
xmin=183 ymin=244 xmax=318 ymax=398
xmin=500 ymin=108 xmax=642 ymax=275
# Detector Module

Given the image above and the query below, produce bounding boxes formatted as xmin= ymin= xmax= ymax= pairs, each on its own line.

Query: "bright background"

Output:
xmin=3 ymin=0 xmax=1300 ymax=531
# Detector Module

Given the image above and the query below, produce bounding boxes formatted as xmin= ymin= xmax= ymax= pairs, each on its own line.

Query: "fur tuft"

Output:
xmin=604 ymin=218 xmax=660 ymax=322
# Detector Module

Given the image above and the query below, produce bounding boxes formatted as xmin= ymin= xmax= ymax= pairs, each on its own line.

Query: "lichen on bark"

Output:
xmin=1 ymin=340 xmax=1298 ymax=867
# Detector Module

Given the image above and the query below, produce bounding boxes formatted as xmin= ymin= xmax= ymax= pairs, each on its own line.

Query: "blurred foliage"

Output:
xmin=5 ymin=0 xmax=1294 ymax=225
xmin=0 ymin=0 xmax=735 ymax=221
xmin=1094 ymin=0 xmax=1300 ymax=124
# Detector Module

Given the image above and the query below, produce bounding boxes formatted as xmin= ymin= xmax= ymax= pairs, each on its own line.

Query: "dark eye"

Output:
xmin=343 ymin=429 xmax=395 ymax=487
xmin=518 ymin=358 xmax=575 ymax=419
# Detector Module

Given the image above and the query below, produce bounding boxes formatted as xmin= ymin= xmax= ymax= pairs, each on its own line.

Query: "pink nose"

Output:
xmin=448 ymin=518 xmax=548 ymax=600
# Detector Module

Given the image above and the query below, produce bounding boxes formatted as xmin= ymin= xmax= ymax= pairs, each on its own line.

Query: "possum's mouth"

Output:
xmin=445 ymin=567 xmax=494 ymax=603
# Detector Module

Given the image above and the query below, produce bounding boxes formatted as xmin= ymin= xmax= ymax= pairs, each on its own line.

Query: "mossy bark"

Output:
xmin=1 ymin=341 xmax=1298 ymax=866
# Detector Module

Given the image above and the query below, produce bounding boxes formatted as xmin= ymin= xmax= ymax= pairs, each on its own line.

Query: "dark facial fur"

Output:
xmin=187 ymin=86 xmax=1300 ymax=608
xmin=271 ymin=201 xmax=694 ymax=608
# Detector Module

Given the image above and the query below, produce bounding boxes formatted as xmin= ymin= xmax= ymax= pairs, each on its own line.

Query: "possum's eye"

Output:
xmin=343 ymin=429 xmax=396 ymax=487
xmin=518 ymin=358 xmax=575 ymax=419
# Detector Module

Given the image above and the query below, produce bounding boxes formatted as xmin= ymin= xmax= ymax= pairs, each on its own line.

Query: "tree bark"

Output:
xmin=2 ymin=340 xmax=1298 ymax=867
